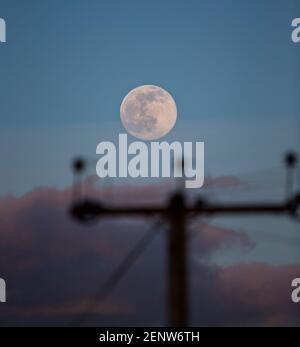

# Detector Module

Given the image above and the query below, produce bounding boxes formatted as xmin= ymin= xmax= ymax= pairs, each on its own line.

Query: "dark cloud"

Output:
xmin=0 ymin=183 xmax=299 ymax=326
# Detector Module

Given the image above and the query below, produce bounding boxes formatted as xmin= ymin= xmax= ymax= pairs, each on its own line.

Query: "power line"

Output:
xmin=93 ymin=220 xmax=163 ymax=302
xmin=68 ymin=219 xmax=163 ymax=326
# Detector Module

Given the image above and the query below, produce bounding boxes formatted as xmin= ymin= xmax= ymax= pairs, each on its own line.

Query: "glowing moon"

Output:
xmin=120 ymin=85 xmax=177 ymax=140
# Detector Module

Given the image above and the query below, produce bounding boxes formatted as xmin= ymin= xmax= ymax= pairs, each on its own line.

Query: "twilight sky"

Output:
xmin=0 ymin=0 xmax=299 ymax=195
xmin=0 ymin=0 xmax=299 ymax=326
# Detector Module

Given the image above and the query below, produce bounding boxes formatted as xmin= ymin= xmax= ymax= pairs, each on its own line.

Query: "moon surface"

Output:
xmin=120 ymin=85 xmax=177 ymax=140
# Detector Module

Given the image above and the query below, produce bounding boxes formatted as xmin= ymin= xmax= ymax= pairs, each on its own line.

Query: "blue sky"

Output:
xmin=0 ymin=1 xmax=300 ymax=325
xmin=0 ymin=0 xmax=299 ymax=205
xmin=0 ymin=0 xmax=299 ymax=127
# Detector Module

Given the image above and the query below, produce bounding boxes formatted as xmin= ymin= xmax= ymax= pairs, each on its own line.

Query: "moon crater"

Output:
xmin=120 ymin=85 xmax=177 ymax=140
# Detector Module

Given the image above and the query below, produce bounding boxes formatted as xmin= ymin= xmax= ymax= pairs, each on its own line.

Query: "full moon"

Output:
xmin=120 ymin=85 xmax=177 ymax=141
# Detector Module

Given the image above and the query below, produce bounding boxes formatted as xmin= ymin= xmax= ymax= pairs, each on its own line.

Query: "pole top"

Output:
xmin=72 ymin=157 xmax=86 ymax=174
xmin=284 ymin=152 xmax=297 ymax=168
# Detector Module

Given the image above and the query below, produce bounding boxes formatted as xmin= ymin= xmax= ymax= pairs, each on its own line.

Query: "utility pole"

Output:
xmin=168 ymin=192 xmax=188 ymax=327
xmin=70 ymin=153 xmax=300 ymax=327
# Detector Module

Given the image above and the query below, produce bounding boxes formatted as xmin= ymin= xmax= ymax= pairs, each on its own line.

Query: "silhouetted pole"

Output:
xmin=70 ymin=153 xmax=299 ymax=327
xmin=285 ymin=152 xmax=297 ymax=199
xmin=168 ymin=192 xmax=188 ymax=327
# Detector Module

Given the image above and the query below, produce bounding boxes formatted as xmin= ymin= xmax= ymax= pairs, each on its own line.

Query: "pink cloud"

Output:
xmin=0 ymin=183 xmax=299 ymax=326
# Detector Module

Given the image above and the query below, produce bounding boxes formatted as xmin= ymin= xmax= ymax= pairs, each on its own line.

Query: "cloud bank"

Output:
xmin=0 ymin=182 xmax=299 ymax=326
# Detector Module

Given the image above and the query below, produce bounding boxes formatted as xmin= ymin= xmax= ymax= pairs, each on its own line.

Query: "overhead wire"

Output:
xmin=67 ymin=218 xmax=164 ymax=326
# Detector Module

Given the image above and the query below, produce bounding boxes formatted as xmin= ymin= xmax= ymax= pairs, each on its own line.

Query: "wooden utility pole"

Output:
xmin=168 ymin=192 xmax=188 ymax=327
xmin=70 ymin=153 xmax=299 ymax=327
xmin=70 ymin=193 xmax=299 ymax=327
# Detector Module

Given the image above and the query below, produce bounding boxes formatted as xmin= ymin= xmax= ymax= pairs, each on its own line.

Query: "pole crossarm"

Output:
xmin=70 ymin=193 xmax=300 ymax=223
xmin=69 ymin=192 xmax=299 ymax=328
xmin=69 ymin=152 xmax=299 ymax=327
xmin=191 ymin=198 xmax=299 ymax=216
